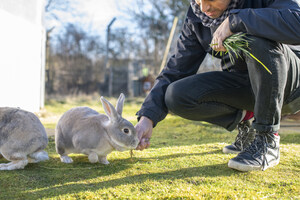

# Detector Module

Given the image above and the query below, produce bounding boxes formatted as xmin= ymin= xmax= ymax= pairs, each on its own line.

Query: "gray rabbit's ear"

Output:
xmin=115 ymin=93 xmax=125 ymax=116
xmin=100 ymin=96 xmax=118 ymax=121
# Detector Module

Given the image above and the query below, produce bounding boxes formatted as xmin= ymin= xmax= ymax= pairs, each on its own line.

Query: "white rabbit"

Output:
xmin=0 ymin=107 xmax=49 ymax=170
xmin=55 ymin=93 xmax=139 ymax=164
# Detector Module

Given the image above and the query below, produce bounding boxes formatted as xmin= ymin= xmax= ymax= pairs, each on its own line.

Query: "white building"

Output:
xmin=0 ymin=0 xmax=45 ymax=112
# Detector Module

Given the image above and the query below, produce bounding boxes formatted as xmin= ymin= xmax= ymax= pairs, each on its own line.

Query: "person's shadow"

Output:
xmin=2 ymin=148 xmax=237 ymax=199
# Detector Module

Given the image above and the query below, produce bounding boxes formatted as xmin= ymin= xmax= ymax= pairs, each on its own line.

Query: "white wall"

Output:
xmin=0 ymin=0 xmax=45 ymax=112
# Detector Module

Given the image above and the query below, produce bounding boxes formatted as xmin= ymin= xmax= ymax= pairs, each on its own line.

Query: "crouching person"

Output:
xmin=135 ymin=0 xmax=300 ymax=171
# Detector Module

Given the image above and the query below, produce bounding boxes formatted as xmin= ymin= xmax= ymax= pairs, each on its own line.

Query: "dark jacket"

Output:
xmin=136 ymin=0 xmax=300 ymax=127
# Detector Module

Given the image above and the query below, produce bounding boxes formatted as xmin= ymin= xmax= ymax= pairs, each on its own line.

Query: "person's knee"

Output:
xmin=165 ymin=83 xmax=179 ymax=112
xmin=165 ymin=81 xmax=206 ymax=120
xmin=165 ymin=82 xmax=184 ymax=113
xmin=247 ymin=35 xmax=283 ymax=54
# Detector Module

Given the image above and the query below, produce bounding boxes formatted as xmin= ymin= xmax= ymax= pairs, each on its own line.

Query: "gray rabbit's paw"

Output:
xmin=88 ymin=152 xmax=99 ymax=163
xmin=29 ymin=151 xmax=49 ymax=163
xmin=0 ymin=163 xmax=9 ymax=168
xmin=99 ymin=156 xmax=110 ymax=165
xmin=0 ymin=160 xmax=28 ymax=170
xmin=60 ymin=155 xmax=73 ymax=163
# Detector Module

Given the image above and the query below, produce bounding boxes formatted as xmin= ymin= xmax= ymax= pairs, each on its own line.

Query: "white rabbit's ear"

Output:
xmin=115 ymin=93 xmax=125 ymax=116
xmin=100 ymin=96 xmax=118 ymax=121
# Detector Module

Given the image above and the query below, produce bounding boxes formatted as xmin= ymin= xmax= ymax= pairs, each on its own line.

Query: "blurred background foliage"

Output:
xmin=44 ymin=0 xmax=192 ymax=97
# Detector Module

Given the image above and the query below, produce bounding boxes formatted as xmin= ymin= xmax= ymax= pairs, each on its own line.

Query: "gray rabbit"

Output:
xmin=0 ymin=107 xmax=49 ymax=170
xmin=55 ymin=93 xmax=139 ymax=164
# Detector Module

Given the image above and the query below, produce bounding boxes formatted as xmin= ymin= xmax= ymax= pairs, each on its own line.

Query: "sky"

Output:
xmin=76 ymin=0 xmax=130 ymax=35
xmin=47 ymin=0 xmax=138 ymax=39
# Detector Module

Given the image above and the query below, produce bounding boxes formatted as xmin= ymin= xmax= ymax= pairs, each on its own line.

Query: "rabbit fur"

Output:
xmin=0 ymin=107 xmax=49 ymax=170
xmin=55 ymin=93 xmax=139 ymax=164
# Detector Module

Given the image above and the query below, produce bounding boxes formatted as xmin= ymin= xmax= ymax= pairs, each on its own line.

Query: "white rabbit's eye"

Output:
xmin=123 ymin=128 xmax=130 ymax=134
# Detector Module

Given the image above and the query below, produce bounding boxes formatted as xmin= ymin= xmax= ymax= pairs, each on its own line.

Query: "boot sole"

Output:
xmin=228 ymin=159 xmax=280 ymax=172
xmin=222 ymin=147 xmax=241 ymax=154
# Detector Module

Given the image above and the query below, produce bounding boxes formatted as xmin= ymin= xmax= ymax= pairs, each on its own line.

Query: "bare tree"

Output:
xmin=44 ymin=0 xmax=191 ymax=95
xmin=109 ymin=27 xmax=141 ymax=60
xmin=44 ymin=0 xmax=82 ymax=94
xmin=120 ymin=0 xmax=190 ymax=74
xmin=48 ymin=23 xmax=105 ymax=95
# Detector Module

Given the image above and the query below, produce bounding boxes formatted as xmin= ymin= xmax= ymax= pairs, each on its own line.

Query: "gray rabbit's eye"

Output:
xmin=123 ymin=128 xmax=130 ymax=134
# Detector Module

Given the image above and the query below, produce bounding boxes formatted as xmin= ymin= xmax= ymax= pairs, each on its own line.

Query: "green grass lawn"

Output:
xmin=0 ymin=96 xmax=299 ymax=199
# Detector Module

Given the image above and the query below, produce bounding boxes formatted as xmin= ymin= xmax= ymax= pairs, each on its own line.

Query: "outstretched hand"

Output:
xmin=135 ymin=116 xmax=153 ymax=150
xmin=211 ymin=17 xmax=233 ymax=52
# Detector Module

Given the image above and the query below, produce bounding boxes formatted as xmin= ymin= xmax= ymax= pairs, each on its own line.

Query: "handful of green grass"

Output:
xmin=211 ymin=33 xmax=272 ymax=74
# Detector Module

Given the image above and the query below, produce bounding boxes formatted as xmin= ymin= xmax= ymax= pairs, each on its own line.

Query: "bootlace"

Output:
xmin=235 ymin=121 xmax=251 ymax=150
xmin=244 ymin=134 xmax=276 ymax=169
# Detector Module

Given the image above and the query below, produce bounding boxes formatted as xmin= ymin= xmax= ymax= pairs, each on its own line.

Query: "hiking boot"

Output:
xmin=228 ymin=132 xmax=280 ymax=171
xmin=223 ymin=120 xmax=256 ymax=154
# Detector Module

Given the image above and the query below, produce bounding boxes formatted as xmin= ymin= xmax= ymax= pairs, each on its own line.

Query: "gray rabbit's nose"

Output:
xmin=132 ymin=138 xmax=140 ymax=148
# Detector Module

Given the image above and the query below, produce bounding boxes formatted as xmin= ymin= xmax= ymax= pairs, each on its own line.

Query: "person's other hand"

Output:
xmin=135 ymin=116 xmax=153 ymax=150
xmin=211 ymin=17 xmax=233 ymax=52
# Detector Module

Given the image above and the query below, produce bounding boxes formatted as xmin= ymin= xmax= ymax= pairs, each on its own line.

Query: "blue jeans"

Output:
xmin=165 ymin=36 xmax=300 ymax=132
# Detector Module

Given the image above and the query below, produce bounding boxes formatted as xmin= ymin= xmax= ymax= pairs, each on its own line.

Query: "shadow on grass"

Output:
xmin=19 ymin=163 xmax=235 ymax=199
xmin=0 ymin=149 xmax=228 ymax=199
xmin=0 ymin=156 xmax=135 ymax=199
xmin=129 ymin=149 xmax=222 ymax=162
